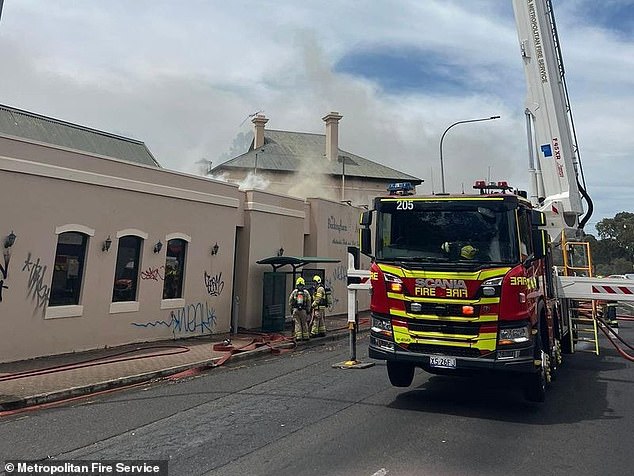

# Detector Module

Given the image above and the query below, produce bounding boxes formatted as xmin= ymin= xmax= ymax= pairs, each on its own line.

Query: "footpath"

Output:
xmin=0 ymin=313 xmax=371 ymax=413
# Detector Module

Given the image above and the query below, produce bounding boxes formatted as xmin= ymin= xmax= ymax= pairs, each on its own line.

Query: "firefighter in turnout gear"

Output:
xmin=289 ymin=277 xmax=311 ymax=341
xmin=310 ymin=275 xmax=327 ymax=337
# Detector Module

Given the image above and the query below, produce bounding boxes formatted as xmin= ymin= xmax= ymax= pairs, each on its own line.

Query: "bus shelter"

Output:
xmin=256 ymin=256 xmax=340 ymax=331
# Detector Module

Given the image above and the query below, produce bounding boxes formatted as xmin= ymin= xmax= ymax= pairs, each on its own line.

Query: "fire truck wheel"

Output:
xmin=387 ymin=361 xmax=415 ymax=387
xmin=524 ymin=333 xmax=550 ymax=403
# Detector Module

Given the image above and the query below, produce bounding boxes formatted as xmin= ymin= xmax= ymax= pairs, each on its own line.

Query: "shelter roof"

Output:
xmin=256 ymin=256 xmax=340 ymax=272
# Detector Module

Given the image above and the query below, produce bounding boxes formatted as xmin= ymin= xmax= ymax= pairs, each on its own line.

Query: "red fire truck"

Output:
xmin=360 ymin=182 xmax=558 ymax=401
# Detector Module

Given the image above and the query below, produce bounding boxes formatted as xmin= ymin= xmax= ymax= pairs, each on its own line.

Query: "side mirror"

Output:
xmin=531 ymin=209 xmax=545 ymax=228
xmin=532 ymin=228 xmax=547 ymax=259
xmin=524 ymin=229 xmax=548 ymax=268
xmin=360 ymin=228 xmax=372 ymax=256
xmin=359 ymin=210 xmax=373 ymax=256
xmin=360 ymin=210 xmax=372 ymax=227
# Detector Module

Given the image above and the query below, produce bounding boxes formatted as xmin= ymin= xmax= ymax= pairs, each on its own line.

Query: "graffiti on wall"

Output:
xmin=141 ymin=265 xmax=164 ymax=281
xmin=330 ymin=264 xmax=347 ymax=283
xmin=22 ymin=252 xmax=50 ymax=313
xmin=204 ymin=271 xmax=224 ymax=296
xmin=131 ymin=301 xmax=217 ymax=338
xmin=0 ymin=252 xmax=9 ymax=302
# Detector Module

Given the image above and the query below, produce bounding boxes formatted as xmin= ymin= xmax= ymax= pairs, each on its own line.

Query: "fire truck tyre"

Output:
xmin=524 ymin=333 xmax=549 ymax=403
xmin=387 ymin=361 xmax=415 ymax=387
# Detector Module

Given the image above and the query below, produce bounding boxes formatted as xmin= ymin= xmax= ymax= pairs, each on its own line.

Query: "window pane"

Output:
xmin=113 ymin=236 xmax=142 ymax=302
xmin=163 ymin=239 xmax=187 ymax=299
xmin=49 ymin=232 xmax=88 ymax=306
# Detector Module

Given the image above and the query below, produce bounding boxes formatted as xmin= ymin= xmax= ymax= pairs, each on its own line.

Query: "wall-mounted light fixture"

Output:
xmin=102 ymin=235 xmax=112 ymax=252
xmin=277 ymin=247 xmax=284 ymax=257
xmin=4 ymin=231 xmax=16 ymax=249
xmin=153 ymin=241 xmax=163 ymax=253
xmin=211 ymin=242 xmax=219 ymax=256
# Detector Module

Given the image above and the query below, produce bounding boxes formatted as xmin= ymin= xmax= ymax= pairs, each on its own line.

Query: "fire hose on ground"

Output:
xmin=594 ymin=314 xmax=634 ymax=362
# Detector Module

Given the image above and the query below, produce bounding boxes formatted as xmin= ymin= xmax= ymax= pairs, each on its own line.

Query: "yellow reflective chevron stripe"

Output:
xmin=377 ymin=263 xmax=510 ymax=281
xmin=409 ymin=331 xmax=478 ymax=340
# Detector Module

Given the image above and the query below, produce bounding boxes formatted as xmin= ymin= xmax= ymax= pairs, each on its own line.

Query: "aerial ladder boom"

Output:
xmin=510 ymin=1 xmax=634 ymax=358
xmin=512 ymin=0 xmax=592 ymax=240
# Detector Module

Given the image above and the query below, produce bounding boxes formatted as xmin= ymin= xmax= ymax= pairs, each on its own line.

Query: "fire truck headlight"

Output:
xmin=384 ymin=273 xmax=404 ymax=293
xmin=498 ymin=325 xmax=530 ymax=345
xmin=371 ymin=317 xmax=393 ymax=337
xmin=481 ymin=276 xmax=503 ymax=297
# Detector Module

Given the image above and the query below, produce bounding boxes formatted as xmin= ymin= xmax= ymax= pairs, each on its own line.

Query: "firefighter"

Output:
xmin=310 ymin=275 xmax=327 ymax=337
xmin=289 ymin=277 xmax=311 ymax=341
xmin=441 ymin=241 xmax=486 ymax=261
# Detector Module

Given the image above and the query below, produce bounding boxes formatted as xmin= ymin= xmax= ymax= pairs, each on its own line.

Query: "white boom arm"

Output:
xmin=512 ymin=0 xmax=588 ymax=237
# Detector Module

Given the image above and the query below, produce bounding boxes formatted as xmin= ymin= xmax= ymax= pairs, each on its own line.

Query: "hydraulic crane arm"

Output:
xmin=512 ymin=0 xmax=592 ymax=236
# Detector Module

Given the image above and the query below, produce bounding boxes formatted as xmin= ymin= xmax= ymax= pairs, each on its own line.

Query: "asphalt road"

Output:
xmin=0 ymin=323 xmax=633 ymax=476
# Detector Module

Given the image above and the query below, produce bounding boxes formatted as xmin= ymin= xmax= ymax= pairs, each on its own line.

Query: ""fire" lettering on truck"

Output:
xmin=414 ymin=278 xmax=468 ymax=298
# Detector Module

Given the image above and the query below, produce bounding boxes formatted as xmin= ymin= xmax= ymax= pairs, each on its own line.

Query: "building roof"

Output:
xmin=212 ymin=130 xmax=421 ymax=183
xmin=0 ymin=104 xmax=160 ymax=167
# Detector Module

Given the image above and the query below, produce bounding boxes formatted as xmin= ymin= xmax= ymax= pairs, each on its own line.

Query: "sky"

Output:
xmin=0 ymin=0 xmax=632 ymax=235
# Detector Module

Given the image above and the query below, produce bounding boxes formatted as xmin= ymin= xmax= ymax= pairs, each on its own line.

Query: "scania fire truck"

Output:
xmin=357 ymin=0 xmax=634 ymax=402
xmin=360 ymin=182 xmax=558 ymax=401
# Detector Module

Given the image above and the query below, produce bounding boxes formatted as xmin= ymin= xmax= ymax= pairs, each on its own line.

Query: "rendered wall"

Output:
xmin=236 ymin=189 xmax=306 ymax=330
xmin=304 ymin=198 xmax=371 ymax=316
xmin=0 ymin=135 xmax=374 ymax=362
xmin=0 ymin=137 xmax=242 ymax=362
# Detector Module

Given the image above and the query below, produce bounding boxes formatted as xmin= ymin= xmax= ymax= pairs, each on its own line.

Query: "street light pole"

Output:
xmin=439 ymin=115 xmax=500 ymax=194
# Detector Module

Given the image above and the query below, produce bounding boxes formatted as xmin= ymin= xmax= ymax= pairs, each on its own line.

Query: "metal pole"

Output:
xmin=341 ymin=157 xmax=345 ymax=201
xmin=439 ymin=115 xmax=500 ymax=194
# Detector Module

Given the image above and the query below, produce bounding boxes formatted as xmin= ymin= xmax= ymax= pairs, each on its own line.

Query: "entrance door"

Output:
xmin=262 ymin=272 xmax=287 ymax=331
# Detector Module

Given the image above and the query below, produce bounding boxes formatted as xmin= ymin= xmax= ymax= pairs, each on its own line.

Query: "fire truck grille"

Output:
xmin=406 ymin=302 xmax=480 ymax=317
xmin=407 ymin=320 xmax=479 ymax=336
xmin=407 ymin=344 xmax=481 ymax=358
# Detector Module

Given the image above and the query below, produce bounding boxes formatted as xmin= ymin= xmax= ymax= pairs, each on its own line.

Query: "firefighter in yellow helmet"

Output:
xmin=460 ymin=244 xmax=478 ymax=260
xmin=289 ymin=276 xmax=311 ymax=341
xmin=441 ymin=241 xmax=480 ymax=260
xmin=310 ymin=275 xmax=327 ymax=337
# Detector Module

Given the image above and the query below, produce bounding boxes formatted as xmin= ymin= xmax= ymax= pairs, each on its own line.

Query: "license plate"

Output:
xmin=430 ymin=356 xmax=456 ymax=369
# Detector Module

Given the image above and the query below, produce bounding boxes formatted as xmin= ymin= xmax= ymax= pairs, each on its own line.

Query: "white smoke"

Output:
xmin=238 ymin=172 xmax=270 ymax=191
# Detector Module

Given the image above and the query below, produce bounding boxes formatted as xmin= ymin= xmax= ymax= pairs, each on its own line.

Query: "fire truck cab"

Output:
xmin=360 ymin=181 xmax=560 ymax=402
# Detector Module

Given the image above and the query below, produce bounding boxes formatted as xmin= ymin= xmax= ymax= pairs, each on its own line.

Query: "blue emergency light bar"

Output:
xmin=387 ymin=182 xmax=415 ymax=195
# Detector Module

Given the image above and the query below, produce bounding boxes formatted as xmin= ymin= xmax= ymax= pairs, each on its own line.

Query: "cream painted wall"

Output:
xmin=304 ymin=198 xmax=371 ymax=317
xmin=0 ymin=135 xmax=373 ymax=362
xmin=238 ymin=189 xmax=306 ymax=330
xmin=0 ymin=139 xmax=242 ymax=362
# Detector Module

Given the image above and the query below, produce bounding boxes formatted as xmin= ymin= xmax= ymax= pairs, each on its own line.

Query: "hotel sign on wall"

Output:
xmin=328 ymin=215 xmax=358 ymax=247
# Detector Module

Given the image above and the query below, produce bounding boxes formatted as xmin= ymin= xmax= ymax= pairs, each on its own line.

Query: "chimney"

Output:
xmin=252 ymin=114 xmax=268 ymax=149
xmin=322 ymin=111 xmax=343 ymax=161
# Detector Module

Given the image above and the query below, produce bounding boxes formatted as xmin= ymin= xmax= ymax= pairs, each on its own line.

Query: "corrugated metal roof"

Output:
xmin=0 ymin=104 xmax=160 ymax=167
xmin=213 ymin=130 xmax=421 ymax=183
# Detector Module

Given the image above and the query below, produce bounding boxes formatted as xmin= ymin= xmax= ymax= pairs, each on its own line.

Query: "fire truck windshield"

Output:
xmin=375 ymin=200 xmax=519 ymax=265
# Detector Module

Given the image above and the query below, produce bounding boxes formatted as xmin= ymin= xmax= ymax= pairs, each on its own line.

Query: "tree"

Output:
xmin=587 ymin=211 xmax=634 ymax=275
xmin=595 ymin=212 xmax=634 ymax=261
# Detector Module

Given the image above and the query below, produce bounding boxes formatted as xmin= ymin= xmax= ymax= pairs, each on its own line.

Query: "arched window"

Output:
xmin=49 ymin=232 xmax=88 ymax=306
xmin=163 ymin=239 xmax=187 ymax=299
xmin=112 ymin=235 xmax=143 ymax=302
